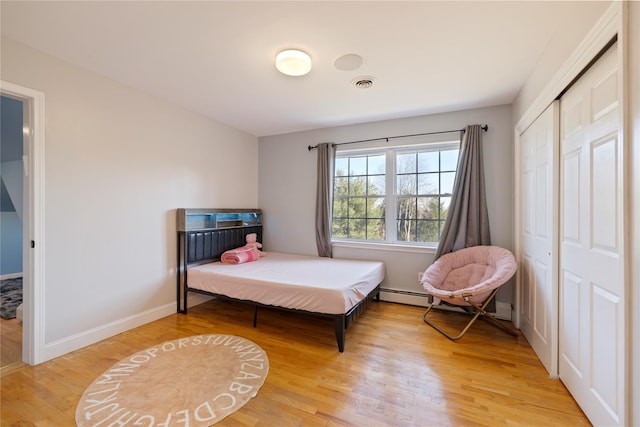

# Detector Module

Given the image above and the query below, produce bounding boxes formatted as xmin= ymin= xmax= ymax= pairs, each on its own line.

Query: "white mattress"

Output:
xmin=187 ymin=251 xmax=385 ymax=314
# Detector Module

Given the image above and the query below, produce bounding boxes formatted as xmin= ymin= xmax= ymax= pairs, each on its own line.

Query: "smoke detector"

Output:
xmin=334 ymin=53 xmax=363 ymax=71
xmin=351 ymin=75 xmax=375 ymax=89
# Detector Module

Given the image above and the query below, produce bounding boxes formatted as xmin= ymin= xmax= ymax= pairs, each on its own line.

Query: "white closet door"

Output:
xmin=559 ymin=42 xmax=626 ymax=426
xmin=518 ymin=101 xmax=559 ymax=377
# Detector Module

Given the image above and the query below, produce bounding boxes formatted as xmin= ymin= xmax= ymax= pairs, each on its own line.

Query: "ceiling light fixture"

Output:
xmin=275 ymin=49 xmax=312 ymax=76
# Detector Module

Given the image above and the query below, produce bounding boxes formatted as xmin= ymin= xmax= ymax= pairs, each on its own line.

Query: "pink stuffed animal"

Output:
xmin=245 ymin=233 xmax=266 ymax=257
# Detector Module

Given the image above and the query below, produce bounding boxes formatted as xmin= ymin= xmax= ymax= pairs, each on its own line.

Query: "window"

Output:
xmin=332 ymin=142 xmax=459 ymax=246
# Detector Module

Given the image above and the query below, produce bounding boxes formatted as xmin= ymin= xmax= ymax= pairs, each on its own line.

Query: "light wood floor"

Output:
xmin=0 ymin=299 xmax=589 ymax=426
xmin=0 ymin=317 xmax=22 ymax=373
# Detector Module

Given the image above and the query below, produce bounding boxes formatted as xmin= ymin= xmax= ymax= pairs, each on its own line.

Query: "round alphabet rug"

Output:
xmin=76 ymin=335 xmax=269 ymax=426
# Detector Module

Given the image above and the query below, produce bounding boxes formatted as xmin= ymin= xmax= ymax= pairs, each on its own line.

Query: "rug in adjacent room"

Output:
xmin=0 ymin=277 xmax=22 ymax=320
xmin=75 ymin=334 xmax=269 ymax=426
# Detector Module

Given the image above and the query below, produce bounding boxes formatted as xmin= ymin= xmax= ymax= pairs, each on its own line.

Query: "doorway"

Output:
xmin=0 ymin=80 xmax=45 ymax=366
xmin=0 ymin=95 xmax=24 ymax=371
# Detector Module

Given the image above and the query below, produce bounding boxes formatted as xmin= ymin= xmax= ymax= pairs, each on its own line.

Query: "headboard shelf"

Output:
xmin=176 ymin=208 xmax=264 ymax=313
xmin=177 ymin=208 xmax=262 ymax=232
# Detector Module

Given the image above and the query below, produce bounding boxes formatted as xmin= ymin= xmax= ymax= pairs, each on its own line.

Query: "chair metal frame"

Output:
xmin=422 ymin=288 xmax=518 ymax=340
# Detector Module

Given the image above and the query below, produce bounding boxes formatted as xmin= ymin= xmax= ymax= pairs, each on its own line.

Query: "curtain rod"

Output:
xmin=307 ymin=124 xmax=488 ymax=151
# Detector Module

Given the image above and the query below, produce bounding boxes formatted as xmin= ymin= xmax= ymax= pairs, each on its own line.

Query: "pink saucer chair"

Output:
xmin=421 ymin=245 xmax=518 ymax=340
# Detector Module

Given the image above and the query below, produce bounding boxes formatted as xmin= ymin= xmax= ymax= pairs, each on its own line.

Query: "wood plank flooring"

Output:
xmin=0 ymin=299 xmax=590 ymax=426
xmin=0 ymin=317 xmax=22 ymax=374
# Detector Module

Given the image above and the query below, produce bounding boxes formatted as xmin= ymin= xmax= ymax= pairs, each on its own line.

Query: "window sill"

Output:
xmin=331 ymin=240 xmax=437 ymax=254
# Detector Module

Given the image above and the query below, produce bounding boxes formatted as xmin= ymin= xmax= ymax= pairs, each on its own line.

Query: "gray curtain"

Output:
xmin=315 ymin=142 xmax=335 ymax=257
xmin=434 ymin=124 xmax=491 ymax=260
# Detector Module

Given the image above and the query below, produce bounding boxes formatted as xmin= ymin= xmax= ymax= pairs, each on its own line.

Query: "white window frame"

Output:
xmin=332 ymin=140 xmax=459 ymax=250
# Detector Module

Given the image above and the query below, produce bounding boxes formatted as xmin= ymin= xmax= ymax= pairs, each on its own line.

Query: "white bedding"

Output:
xmin=187 ymin=251 xmax=385 ymax=314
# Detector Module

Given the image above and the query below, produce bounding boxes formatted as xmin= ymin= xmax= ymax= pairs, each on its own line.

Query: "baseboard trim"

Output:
xmin=42 ymin=294 xmax=212 ymax=362
xmin=0 ymin=273 xmax=23 ymax=280
xmin=40 ymin=287 xmax=513 ymax=363
xmin=0 ymin=361 xmax=26 ymax=378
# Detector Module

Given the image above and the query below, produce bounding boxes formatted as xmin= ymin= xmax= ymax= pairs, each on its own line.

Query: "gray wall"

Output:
xmin=259 ymin=104 xmax=515 ymax=306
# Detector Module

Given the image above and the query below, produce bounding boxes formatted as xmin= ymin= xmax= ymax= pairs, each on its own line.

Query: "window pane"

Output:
xmin=396 ymin=197 xmax=416 ymax=225
xmin=366 ymin=219 xmax=385 ymax=240
xmin=368 ymin=155 xmax=386 ymax=174
xmin=396 ymin=219 xmax=416 ymax=242
xmin=418 ymin=151 xmax=439 ymax=173
xmin=350 ymin=197 xmax=366 ymax=218
xmin=349 ymin=176 xmax=366 ymax=196
xmin=417 ymin=197 xmax=440 ymax=220
xmin=332 ymin=219 xmax=348 ymax=238
xmin=441 ymin=149 xmax=459 ymax=171
xmin=334 ymin=176 xmax=348 ymax=196
xmin=418 ymin=173 xmax=439 ymax=195
xmin=335 ymin=158 xmax=348 ymax=176
xmin=396 ymin=174 xmax=416 ymax=195
xmin=417 ymin=220 xmax=439 ymax=242
xmin=368 ymin=175 xmax=385 ymax=195
xmin=350 ymin=156 xmax=367 ymax=175
xmin=366 ymin=197 xmax=385 ymax=218
xmin=333 ymin=197 xmax=348 ymax=218
xmin=396 ymin=153 xmax=416 ymax=174
xmin=441 ymin=172 xmax=456 ymax=195
xmin=350 ymin=219 xmax=366 ymax=239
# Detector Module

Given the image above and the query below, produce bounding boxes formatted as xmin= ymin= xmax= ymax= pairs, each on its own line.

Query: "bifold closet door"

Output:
xmin=559 ymin=42 xmax=626 ymax=426
xmin=518 ymin=101 xmax=559 ymax=377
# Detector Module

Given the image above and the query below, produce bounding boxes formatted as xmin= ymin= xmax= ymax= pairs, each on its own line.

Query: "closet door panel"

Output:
xmin=559 ymin=42 xmax=625 ymax=427
xmin=517 ymin=101 xmax=559 ymax=377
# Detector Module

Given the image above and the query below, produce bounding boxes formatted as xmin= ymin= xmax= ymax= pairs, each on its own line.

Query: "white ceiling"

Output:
xmin=1 ymin=1 xmax=595 ymax=137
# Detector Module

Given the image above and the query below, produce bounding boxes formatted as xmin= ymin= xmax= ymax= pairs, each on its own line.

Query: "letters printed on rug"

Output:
xmin=76 ymin=334 xmax=269 ymax=426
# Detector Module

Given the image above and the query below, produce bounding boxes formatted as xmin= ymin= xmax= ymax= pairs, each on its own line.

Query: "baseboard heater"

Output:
xmin=379 ymin=287 xmax=512 ymax=321
xmin=379 ymin=287 xmax=430 ymax=299
xmin=379 ymin=287 xmax=431 ymax=307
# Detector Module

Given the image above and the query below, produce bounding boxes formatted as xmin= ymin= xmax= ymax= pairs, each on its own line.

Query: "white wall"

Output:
xmin=1 ymin=38 xmax=259 ymax=360
xmin=512 ymin=1 xmax=611 ymax=122
xmin=259 ymin=104 xmax=514 ymax=306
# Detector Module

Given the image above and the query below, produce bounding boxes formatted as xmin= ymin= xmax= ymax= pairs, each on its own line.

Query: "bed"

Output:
xmin=176 ymin=208 xmax=385 ymax=352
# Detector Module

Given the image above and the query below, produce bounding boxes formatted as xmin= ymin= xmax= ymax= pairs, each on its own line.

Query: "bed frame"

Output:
xmin=176 ymin=208 xmax=379 ymax=352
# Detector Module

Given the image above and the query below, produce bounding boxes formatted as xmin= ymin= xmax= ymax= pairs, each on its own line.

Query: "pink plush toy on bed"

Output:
xmin=245 ymin=233 xmax=266 ymax=257
xmin=221 ymin=233 xmax=265 ymax=264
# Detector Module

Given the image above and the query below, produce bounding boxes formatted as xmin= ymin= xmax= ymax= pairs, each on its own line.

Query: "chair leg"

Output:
xmin=422 ymin=288 xmax=518 ymax=340
xmin=466 ymin=299 xmax=519 ymax=338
